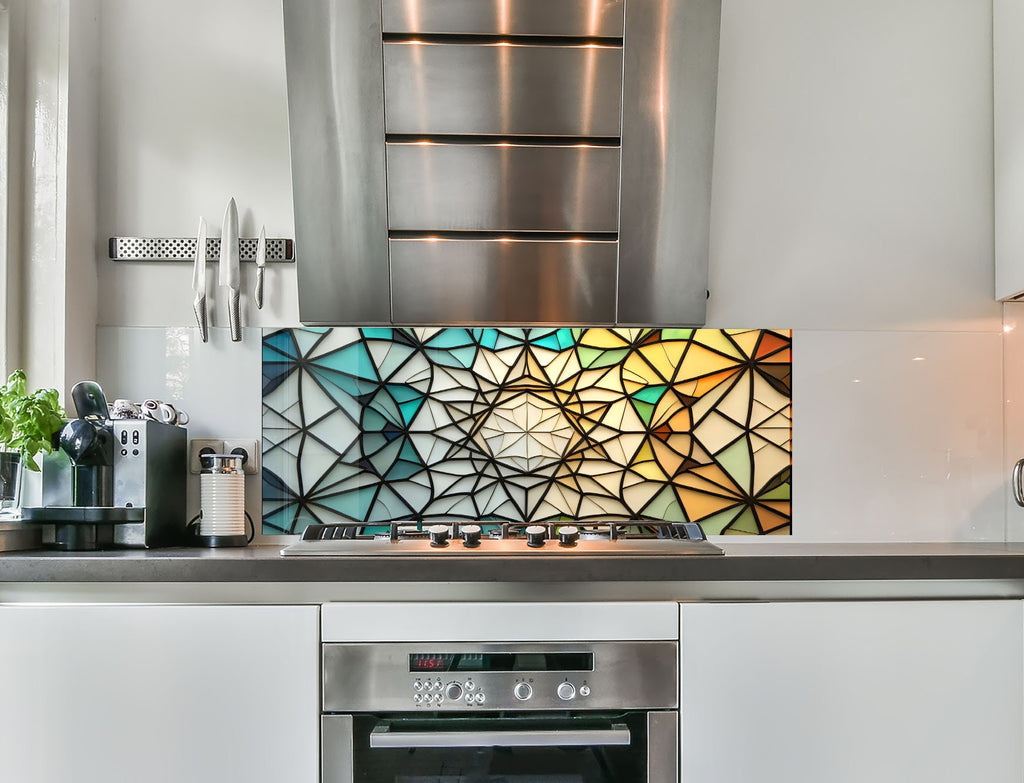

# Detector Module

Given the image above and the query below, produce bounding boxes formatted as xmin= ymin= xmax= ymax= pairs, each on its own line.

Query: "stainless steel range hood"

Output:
xmin=284 ymin=0 xmax=721 ymax=326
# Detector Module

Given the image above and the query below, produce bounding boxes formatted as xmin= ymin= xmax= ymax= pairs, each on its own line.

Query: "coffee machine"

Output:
xmin=22 ymin=381 xmax=187 ymax=550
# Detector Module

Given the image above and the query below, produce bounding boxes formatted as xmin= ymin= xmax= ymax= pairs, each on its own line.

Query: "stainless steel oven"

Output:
xmin=321 ymin=640 xmax=679 ymax=782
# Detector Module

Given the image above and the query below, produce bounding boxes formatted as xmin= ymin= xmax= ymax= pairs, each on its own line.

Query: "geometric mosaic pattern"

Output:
xmin=262 ymin=328 xmax=792 ymax=536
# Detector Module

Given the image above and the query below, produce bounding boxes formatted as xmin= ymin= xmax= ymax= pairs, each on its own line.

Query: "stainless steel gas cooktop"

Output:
xmin=280 ymin=520 xmax=723 ymax=557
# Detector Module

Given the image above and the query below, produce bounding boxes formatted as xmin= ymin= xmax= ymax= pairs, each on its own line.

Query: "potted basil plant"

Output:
xmin=0 ymin=370 xmax=65 ymax=515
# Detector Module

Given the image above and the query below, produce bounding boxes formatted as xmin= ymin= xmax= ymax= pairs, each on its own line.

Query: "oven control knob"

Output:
xmin=461 ymin=524 xmax=482 ymax=548
xmin=445 ymin=682 xmax=464 ymax=701
xmin=557 ymin=682 xmax=576 ymax=701
xmin=579 ymin=685 xmax=591 ymax=697
xmin=525 ymin=524 xmax=547 ymax=547
xmin=513 ymin=682 xmax=533 ymax=701
xmin=557 ymin=525 xmax=579 ymax=546
xmin=428 ymin=524 xmax=450 ymax=547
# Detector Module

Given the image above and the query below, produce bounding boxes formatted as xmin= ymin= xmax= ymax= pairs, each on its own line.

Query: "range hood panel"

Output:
xmin=381 ymin=0 xmax=626 ymax=37
xmin=386 ymin=143 xmax=621 ymax=233
xmin=390 ymin=239 xmax=618 ymax=324
xmin=384 ymin=42 xmax=624 ymax=138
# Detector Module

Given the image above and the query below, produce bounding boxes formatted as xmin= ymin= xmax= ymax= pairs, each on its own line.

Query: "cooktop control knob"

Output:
xmin=525 ymin=524 xmax=547 ymax=548
xmin=445 ymin=682 xmax=464 ymax=702
xmin=513 ymin=682 xmax=533 ymax=701
xmin=428 ymin=524 xmax=450 ymax=547
xmin=461 ymin=524 xmax=482 ymax=548
xmin=557 ymin=682 xmax=576 ymax=701
xmin=557 ymin=525 xmax=579 ymax=546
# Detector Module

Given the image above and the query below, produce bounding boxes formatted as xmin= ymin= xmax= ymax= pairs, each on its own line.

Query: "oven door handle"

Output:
xmin=369 ymin=722 xmax=631 ymax=749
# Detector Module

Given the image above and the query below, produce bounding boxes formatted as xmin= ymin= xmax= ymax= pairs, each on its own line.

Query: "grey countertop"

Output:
xmin=3 ymin=541 xmax=1024 ymax=585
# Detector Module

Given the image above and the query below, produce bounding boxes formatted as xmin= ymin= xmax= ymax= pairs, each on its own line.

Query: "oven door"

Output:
xmin=323 ymin=711 xmax=677 ymax=783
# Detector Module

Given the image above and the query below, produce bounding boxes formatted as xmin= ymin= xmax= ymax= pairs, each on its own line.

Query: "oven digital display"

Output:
xmin=409 ymin=652 xmax=594 ymax=673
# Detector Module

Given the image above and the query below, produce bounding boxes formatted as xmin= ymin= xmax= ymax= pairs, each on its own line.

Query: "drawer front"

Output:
xmin=390 ymin=239 xmax=618 ymax=324
xmin=381 ymin=0 xmax=625 ymax=37
xmin=386 ymin=143 xmax=621 ymax=232
xmin=384 ymin=42 xmax=623 ymax=137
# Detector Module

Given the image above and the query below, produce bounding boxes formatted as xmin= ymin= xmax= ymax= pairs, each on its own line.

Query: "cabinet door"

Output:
xmin=996 ymin=0 xmax=1024 ymax=299
xmin=680 ymin=601 xmax=1023 ymax=783
xmin=0 ymin=604 xmax=319 ymax=783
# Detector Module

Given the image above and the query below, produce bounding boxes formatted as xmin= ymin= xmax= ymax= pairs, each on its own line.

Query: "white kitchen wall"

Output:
xmin=91 ymin=0 xmax=1004 ymax=541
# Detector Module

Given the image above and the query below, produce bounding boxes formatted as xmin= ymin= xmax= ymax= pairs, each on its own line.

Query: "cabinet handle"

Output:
xmin=1013 ymin=459 xmax=1024 ymax=507
xmin=369 ymin=723 xmax=630 ymax=749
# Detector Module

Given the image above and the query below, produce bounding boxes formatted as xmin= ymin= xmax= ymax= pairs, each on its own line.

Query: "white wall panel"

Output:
xmin=95 ymin=0 xmax=297 ymax=327
xmin=789 ymin=329 xmax=1004 ymax=541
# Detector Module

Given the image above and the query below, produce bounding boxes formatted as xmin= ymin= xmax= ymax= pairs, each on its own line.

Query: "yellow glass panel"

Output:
xmin=594 ymin=367 xmax=626 ymax=392
xmin=688 ymin=463 xmax=742 ymax=495
xmin=673 ymin=471 xmax=733 ymax=496
xmin=546 ymin=350 xmax=582 ymax=386
xmin=581 ymin=329 xmax=630 ymax=349
xmin=693 ymin=410 xmax=745 ymax=455
xmin=691 ymin=330 xmax=744 ymax=360
xmin=751 ymin=374 xmax=790 ymax=425
xmin=637 ymin=340 xmax=689 ymax=381
xmin=634 ymin=441 xmax=656 ymax=464
xmin=752 ymin=439 xmax=791 ymax=494
xmin=687 ymin=373 xmax=738 ymax=423
xmin=618 ymin=481 xmax=658 ymax=511
xmin=633 ymin=461 xmax=668 ymax=481
xmin=692 ymin=368 xmax=742 ymax=397
xmin=651 ymin=438 xmax=689 ymax=475
xmin=650 ymin=390 xmax=685 ymax=425
xmin=759 ymin=500 xmax=791 ymax=515
xmin=755 ymin=507 xmax=789 ymax=532
xmin=756 ymin=425 xmax=791 ymax=449
xmin=715 ymin=374 xmax=754 ymax=427
xmin=677 ymin=488 xmax=742 ymax=521
xmin=676 ymin=344 xmax=744 ymax=383
xmin=728 ymin=330 xmax=760 ymax=358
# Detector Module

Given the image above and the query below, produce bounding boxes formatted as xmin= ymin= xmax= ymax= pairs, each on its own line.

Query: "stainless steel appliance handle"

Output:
xmin=369 ymin=723 xmax=631 ymax=749
xmin=1014 ymin=459 xmax=1024 ymax=507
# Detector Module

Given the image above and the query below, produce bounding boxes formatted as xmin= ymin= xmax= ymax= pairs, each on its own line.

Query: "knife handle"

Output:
xmin=228 ymin=289 xmax=241 ymax=342
xmin=193 ymin=294 xmax=209 ymax=343
xmin=254 ymin=267 xmax=265 ymax=310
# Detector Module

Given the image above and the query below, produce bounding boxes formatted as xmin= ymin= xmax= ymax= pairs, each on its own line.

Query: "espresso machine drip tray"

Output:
xmin=21 ymin=507 xmax=145 ymax=523
xmin=20 ymin=506 xmax=146 ymax=551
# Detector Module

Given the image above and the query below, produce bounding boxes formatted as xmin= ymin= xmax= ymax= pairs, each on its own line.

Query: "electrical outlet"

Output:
xmin=223 ymin=438 xmax=261 ymax=475
xmin=188 ymin=439 xmax=224 ymax=474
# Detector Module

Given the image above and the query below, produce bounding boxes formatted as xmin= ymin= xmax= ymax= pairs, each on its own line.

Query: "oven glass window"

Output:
xmin=349 ymin=713 xmax=647 ymax=783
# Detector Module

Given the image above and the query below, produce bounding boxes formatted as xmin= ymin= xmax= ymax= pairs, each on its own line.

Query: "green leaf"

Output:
xmin=0 ymin=370 xmax=65 ymax=471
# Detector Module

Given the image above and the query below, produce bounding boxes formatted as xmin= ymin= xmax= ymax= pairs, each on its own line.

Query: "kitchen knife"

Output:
xmin=254 ymin=224 xmax=266 ymax=309
xmin=192 ymin=217 xmax=209 ymax=342
xmin=219 ymin=197 xmax=241 ymax=342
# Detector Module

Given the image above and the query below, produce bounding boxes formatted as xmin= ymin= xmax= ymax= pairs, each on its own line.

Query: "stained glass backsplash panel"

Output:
xmin=262 ymin=328 xmax=792 ymax=535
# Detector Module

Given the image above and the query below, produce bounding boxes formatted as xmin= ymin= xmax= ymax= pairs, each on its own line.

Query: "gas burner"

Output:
xmin=281 ymin=519 xmax=723 ymax=557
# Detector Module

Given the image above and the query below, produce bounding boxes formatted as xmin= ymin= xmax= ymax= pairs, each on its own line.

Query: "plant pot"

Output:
xmin=0 ymin=451 xmax=23 ymax=517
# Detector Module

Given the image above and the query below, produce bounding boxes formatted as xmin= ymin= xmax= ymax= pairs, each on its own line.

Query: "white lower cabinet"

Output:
xmin=0 ymin=604 xmax=319 ymax=783
xmin=679 ymin=600 xmax=1023 ymax=783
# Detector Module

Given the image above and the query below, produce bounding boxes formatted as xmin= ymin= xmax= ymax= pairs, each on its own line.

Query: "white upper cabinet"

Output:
xmin=996 ymin=0 xmax=1024 ymax=299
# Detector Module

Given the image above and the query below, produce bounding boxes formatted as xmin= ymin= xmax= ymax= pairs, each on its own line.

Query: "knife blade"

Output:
xmin=254 ymin=224 xmax=266 ymax=310
xmin=192 ymin=217 xmax=208 ymax=342
xmin=219 ymin=197 xmax=241 ymax=342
